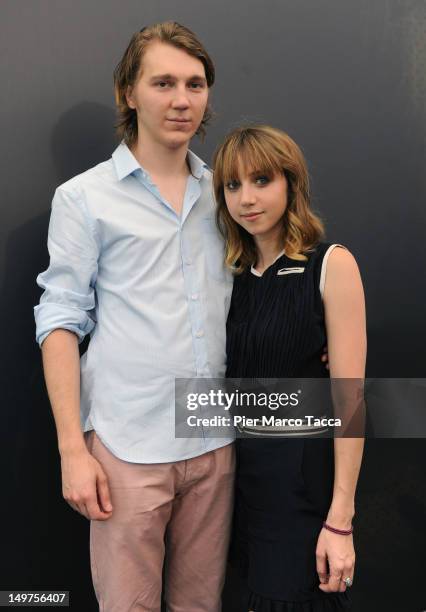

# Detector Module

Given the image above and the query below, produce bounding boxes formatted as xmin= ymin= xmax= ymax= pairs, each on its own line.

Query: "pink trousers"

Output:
xmin=85 ymin=431 xmax=235 ymax=612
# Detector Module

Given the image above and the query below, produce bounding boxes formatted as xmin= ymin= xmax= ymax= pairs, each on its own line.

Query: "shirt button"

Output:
xmin=191 ymin=293 xmax=199 ymax=300
xmin=185 ymin=259 xmax=192 ymax=266
xmin=195 ymin=330 xmax=204 ymax=338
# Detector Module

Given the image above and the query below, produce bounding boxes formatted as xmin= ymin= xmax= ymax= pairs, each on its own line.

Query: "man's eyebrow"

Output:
xmin=149 ymin=73 xmax=174 ymax=81
xmin=149 ymin=73 xmax=207 ymax=83
xmin=188 ymin=75 xmax=207 ymax=83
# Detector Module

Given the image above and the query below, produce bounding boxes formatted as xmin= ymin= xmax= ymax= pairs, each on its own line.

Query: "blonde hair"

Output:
xmin=113 ymin=21 xmax=215 ymax=147
xmin=212 ymin=125 xmax=324 ymax=273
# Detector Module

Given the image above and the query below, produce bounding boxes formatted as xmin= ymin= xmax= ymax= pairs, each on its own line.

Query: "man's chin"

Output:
xmin=164 ymin=131 xmax=196 ymax=150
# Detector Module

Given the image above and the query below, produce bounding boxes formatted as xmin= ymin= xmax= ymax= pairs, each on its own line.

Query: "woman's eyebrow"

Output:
xmin=248 ymin=169 xmax=267 ymax=177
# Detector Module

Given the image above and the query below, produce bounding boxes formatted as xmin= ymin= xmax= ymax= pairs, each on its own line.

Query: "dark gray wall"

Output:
xmin=1 ymin=1 xmax=425 ymax=611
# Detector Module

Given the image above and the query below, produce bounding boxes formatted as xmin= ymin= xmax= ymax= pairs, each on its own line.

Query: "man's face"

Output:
xmin=126 ymin=41 xmax=209 ymax=149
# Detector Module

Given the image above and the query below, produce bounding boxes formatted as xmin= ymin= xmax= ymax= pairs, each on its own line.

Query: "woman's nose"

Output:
xmin=240 ymin=183 xmax=256 ymax=206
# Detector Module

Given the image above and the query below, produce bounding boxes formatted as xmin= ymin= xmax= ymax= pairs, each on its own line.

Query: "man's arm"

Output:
xmin=42 ymin=330 xmax=82 ymax=455
xmin=41 ymin=329 xmax=112 ymax=520
xmin=35 ymin=187 xmax=112 ymax=521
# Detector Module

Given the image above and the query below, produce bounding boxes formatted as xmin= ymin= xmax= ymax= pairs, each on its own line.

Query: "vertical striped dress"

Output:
xmin=226 ymin=242 xmax=352 ymax=611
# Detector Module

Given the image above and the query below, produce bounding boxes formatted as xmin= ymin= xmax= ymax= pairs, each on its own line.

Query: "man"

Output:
xmin=34 ymin=22 xmax=234 ymax=612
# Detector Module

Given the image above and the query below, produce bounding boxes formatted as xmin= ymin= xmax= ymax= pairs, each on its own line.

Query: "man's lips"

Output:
xmin=167 ymin=118 xmax=191 ymax=123
xmin=241 ymin=212 xmax=263 ymax=221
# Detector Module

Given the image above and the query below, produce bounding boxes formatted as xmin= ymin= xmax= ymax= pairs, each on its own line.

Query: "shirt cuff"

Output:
xmin=34 ymin=302 xmax=96 ymax=346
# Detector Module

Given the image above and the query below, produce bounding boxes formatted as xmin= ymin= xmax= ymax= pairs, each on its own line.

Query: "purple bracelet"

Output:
xmin=322 ymin=521 xmax=354 ymax=536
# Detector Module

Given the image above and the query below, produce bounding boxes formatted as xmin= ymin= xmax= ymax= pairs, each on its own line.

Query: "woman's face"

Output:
xmin=223 ymin=161 xmax=288 ymax=242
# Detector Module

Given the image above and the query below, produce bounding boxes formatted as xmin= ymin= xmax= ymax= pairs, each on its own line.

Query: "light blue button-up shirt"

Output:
xmin=34 ymin=142 xmax=234 ymax=463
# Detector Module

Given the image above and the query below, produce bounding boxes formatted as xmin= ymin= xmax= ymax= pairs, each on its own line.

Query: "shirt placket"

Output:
xmin=180 ymin=177 xmax=210 ymax=379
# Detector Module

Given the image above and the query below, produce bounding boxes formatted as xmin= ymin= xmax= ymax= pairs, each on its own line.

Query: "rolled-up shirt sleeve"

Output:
xmin=34 ymin=186 xmax=100 ymax=347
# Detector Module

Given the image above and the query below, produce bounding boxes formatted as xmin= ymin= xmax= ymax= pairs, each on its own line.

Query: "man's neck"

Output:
xmin=130 ymin=134 xmax=190 ymax=180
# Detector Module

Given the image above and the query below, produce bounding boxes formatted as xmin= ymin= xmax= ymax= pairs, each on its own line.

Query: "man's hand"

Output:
xmin=61 ymin=448 xmax=113 ymax=521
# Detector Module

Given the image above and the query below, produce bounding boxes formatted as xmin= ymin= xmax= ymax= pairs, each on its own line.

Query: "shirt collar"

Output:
xmin=111 ymin=142 xmax=140 ymax=180
xmin=186 ymin=149 xmax=210 ymax=180
xmin=112 ymin=141 xmax=209 ymax=182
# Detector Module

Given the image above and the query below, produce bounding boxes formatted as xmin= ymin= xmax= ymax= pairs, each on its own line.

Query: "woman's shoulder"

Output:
xmin=300 ymin=242 xmax=360 ymax=298
xmin=285 ymin=242 xmax=337 ymax=268
xmin=321 ymin=245 xmax=363 ymax=302
xmin=316 ymin=242 xmax=358 ymax=268
xmin=324 ymin=246 xmax=360 ymax=280
xmin=309 ymin=241 xmax=344 ymax=256
xmin=306 ymin=241 xmax=357 ymax=266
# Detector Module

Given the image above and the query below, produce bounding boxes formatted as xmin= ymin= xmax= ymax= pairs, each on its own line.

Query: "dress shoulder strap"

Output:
xmin=319 ymin=243 xmax=347 ymax=298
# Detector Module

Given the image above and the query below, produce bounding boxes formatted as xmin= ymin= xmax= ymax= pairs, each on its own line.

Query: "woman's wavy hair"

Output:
xmin=213 ymin=125 xmax=324 ymax=273
xmin=113 ymin=21 xmax=215 ymax=147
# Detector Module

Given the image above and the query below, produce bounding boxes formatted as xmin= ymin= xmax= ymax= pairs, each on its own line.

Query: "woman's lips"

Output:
xmin=242 ymin=212 xmax=263 ymax=222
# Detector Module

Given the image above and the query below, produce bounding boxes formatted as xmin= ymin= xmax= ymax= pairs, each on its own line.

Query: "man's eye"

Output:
xmin=189 ymin=82 xmax=203 ymax=89
xmin=156 ymin=81 xmax=171 ymax=88
xmin=225 ymin=180 xmax=240 ymax=191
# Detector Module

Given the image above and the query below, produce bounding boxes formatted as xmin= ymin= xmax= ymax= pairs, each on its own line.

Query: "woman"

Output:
xmin=212 ymin=125 xmax=366 ymax=611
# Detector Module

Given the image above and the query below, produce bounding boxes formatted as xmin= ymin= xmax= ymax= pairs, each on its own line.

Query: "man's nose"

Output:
xmin=171 ymin=85 xmax=190 ymax=109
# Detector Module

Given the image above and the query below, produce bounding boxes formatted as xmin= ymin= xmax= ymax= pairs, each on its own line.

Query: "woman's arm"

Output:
xmin=317 ymin=246 xmax=366 ymax=593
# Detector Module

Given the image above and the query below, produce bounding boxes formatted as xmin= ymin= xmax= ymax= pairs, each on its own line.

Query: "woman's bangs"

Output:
xmin=220 ymin=139 xmax=243 ymax=185
xmin=221 ymin=134 xmax=281 ymax=184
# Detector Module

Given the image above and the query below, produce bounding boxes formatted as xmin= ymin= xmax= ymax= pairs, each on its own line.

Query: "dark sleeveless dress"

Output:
xmin=226 ymin=243 xmax=351 ymax=611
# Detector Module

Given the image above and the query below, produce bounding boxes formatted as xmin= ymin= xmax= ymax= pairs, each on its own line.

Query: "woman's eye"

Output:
xmin=225 ymin=180 xmax=240 ymax=191
xmin=255 ymin=175 xmax=269 ymax=185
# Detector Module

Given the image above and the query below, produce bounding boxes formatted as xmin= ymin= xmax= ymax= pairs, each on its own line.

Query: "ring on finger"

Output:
xmin=342 ymin=576 xmax=353 ymax=587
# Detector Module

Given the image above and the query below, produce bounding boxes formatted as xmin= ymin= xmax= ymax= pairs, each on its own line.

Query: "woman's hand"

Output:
xmin=320 ymin=345 xmax=329 ymax=370
xmin=316 ymin=527 xmax=355 ymax=593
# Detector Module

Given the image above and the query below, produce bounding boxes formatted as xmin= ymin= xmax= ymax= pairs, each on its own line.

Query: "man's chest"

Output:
xmin=86 ymin=184 xmax=223 ymax=283
xmin=152 ymin=175 xmax=188 ymax=215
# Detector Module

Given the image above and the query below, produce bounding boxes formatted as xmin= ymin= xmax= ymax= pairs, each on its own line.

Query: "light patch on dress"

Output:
xmin=277 ymin=267 xmax=305 ymax=276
